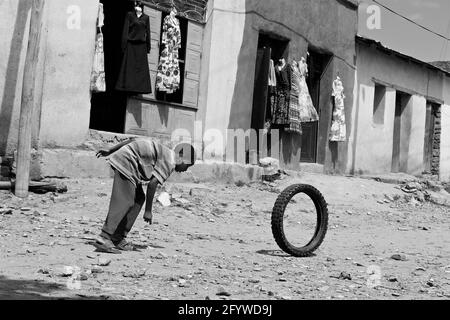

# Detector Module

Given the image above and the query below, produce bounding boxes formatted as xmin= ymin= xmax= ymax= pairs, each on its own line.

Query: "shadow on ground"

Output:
xmin=0 ymin=275 xmax=103 ymax=300
xmin=256 ymin=249 xmax=316 ymax=258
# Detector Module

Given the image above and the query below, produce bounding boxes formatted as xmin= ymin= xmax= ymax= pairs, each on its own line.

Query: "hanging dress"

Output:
xmin=297 ymin=58 xmax=319 ymax=122
xmin=271 ymin=63 xmax=291 ymax=126
xmin=286 ymin=61 xmax=302 ymax=134
xmin=90 ymin=3 xmax=106 ymax=93
xmin=329 ymin=76 xmax=347 ymax=142
xmin=156 ymin=11 xmax=182 ymax=94
xmin=115 ymin=11 xmax=152 ymax=94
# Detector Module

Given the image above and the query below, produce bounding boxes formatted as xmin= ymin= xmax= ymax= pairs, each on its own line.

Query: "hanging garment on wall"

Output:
xmin=297 ymin=57 xmax=319 ymax=122
xmin=268 ymin=59 xmax=277 ymax=87
xmin=90 ymin=3 xmax=106 ymax=93
xmin=271 ymin=62 xmax=291 ymax=126
xmin=156 ymin=9 xmax=182 ymax=94
xmin=115 ymin=11 xmax=152 ymax=94
xmin=329 ymin=76 xmax=347 ymax=142
xmin=285 ymin=61 xmax=302 ymax=134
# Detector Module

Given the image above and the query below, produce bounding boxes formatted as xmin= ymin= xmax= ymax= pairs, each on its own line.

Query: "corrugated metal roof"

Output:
xmin=356 ymin=35 xmax=450 ymax=77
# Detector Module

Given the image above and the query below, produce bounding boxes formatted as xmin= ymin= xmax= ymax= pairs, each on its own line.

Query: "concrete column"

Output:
xmin=38 ymin=0 xmax=99 ymax=148
xmin=406 ymin=95 xmax=426 ymax=175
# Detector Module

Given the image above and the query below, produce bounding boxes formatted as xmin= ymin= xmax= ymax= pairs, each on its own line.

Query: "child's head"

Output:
xmin=173 ymin=143 xmax=196 ymax=172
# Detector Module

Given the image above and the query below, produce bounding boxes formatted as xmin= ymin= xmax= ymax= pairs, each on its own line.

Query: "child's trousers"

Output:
xmin=101 ymin=170 xmax=145 ymax=243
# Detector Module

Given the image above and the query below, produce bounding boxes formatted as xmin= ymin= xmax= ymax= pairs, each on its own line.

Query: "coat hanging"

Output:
xmin=115 ymin=9 xmax=152 ymax=94
xmin=329 ymin=76 xmax=347 ymax=142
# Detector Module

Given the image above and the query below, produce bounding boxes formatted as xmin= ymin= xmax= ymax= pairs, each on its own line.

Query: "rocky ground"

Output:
xmin=0 ymin=172 xmax=449 ymax=300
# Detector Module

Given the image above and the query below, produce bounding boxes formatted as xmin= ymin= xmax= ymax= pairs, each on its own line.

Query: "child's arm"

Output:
xmin=143 ymin=176 xmax=160 ymax=224
xmin=96 ymin=137 xmax=137 ymax=158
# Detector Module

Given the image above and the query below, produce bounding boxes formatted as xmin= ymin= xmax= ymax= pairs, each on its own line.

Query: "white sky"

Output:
xmin=358 ymin=0 xmax=450 ymax=62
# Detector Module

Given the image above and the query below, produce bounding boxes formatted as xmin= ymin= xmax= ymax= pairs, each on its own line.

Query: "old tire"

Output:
xmin=271 ymin=184 xmax=328 ymax=257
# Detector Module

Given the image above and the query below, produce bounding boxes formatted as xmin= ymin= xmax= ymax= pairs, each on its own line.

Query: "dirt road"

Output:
xmin=0 ymin=173 xmax=449 ymax=300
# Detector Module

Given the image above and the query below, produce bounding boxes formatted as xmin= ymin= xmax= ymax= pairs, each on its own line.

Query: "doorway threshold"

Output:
xmin=299 ymin=163 xmax=324 ymax=174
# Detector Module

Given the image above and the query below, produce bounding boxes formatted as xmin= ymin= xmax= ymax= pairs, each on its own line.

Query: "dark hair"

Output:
xmin=134 ymin=1 xmax=144 ymax=9
xmin=174 ymin=143 xmax=196 ymax=166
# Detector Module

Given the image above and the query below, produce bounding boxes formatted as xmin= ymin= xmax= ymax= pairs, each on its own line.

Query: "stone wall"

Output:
xmin=432 ymin=106 xmax=441 ymax=176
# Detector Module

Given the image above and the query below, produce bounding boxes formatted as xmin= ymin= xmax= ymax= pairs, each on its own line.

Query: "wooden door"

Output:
xmin=183 ymin=21 xmax=203 ymax=108
xmin=251 ymin=47 xmax=271 ymax=130
xmin=392 ymin=93 xmax=402 ymax=173
xmin=142 ymin=7 xmax=162 ymax=100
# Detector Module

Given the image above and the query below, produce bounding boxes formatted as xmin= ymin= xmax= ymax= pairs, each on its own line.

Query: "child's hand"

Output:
xmin=144 ymin=216 xmax=152 ymax=225
xmin=96 ymin=149 xmax=110 ymax=158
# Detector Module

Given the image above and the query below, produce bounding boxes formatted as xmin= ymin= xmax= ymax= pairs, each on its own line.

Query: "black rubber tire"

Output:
xmin=271 ymin=184 xmax=328 ymax=257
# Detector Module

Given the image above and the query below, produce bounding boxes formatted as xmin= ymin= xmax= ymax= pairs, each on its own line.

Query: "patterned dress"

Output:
xmin=271 ymin=63 xmax=291 ymax=126
xmin=286 ymin=62 xmax=302 ymax=134
xmin=156 ymin=11 xmax=181 ymax=94
xmin=329 ymin=77 xmax=347 ymax=142
xmin=297 ymin=58 xmax=319 ymax=123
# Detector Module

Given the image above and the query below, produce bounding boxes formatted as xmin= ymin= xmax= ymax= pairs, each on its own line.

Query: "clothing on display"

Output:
xmin=156 ymin=8 xmax=182 ymax=94
xmin=286 ymin=61 xmax=302 ymax=134
xmin=90 ymin=3 xmax=106 ymax=93
xmin=271 ymin=60 xmax=291 ymax=126
xmin=268 ymin=59 xmax=277 ymax=87
xmin=296 ymin=57 xmax=319 ymax=123
xmin=115 ymin=10 xmax=152 ymax=94
xmin=329 ymin=76 xmax=347 ymax=142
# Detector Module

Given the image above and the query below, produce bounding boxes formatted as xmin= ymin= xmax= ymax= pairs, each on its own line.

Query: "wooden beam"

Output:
xmin=15 ymin=0 xmax=45 ymax=198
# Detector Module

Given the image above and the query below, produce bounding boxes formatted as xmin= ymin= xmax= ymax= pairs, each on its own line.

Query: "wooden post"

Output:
xmin=15 ymin=0 xmax=45 ymax=198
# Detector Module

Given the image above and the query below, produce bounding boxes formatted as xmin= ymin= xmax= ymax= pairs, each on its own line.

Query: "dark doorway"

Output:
xmin=89 ymin=0 xmax=134 ymax=134
xmin=423 ymin=101 xmax=440 ymax=174
xmin=250 ymin=32 xmax=289 ymax=163
xmin=301 ymin=47 xmax=332 ymax=163
xmin=392 ymin=91 xmax=411 ymax=173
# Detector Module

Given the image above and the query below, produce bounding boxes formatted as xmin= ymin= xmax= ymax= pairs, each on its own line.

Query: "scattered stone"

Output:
xmin=216 ymin=287 xmax=232 ymax=297
xmin=426 ymin=279 xmax=436 ymax=287
xmin=392 ymin=293 xmax=401 ymax=297
xmin=318 ymin=286 xmax=330 ymax=292
xmin=278 ymin=278 xmax=287 ymax=282
xmin=391 ymin=254 xmax=407 ymax=261
xmin=97 ymin=193 xmax=108 ymax=198
xmin=415 ymin=192 xmax=425 ymax=202
xmin=91 ymin=266 xmax=104 ymax=274
xmin=123 ymin=269 xmax=146 ymax=279
xmin=388 ymin=276 xmax=399 ymax=282
xmin=337 ymin=272 xmax=352 ymax=281
xmin=178 ymin=279 xmax=187 ymax=287
xmin=61 ymin=266 xmax=75 ymax=277
xmin=20 ymin=207 xmax=32 ymax=212
xmin=37 ymin=268 xmax=50 ymax=275
xmin=77 ymin=272 xmax=89 ymax=281
xmin=97 ymin=258 xmax=111 ymax=267
xmin=0 ymin=208 xmax=13 ymax=215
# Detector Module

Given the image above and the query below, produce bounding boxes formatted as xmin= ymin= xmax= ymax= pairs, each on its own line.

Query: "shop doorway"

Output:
xmin=250 ymin=32 xmax=289 ymax=162
xmin=392 ymin=91 xmax=411 ymax=173
xmin=89 ymin=0 xmax=134 ymax=134
xmin=301 ymin=47 xmax=332 ymax=163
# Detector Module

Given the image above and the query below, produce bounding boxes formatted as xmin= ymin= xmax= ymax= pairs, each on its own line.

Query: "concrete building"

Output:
xmin=351 ymin=37 xmax=450 ymax=181
xmin=0 ymin=0 xmax=359 ymax=180
xmin=2 ymin=0 xmax=450 ymax=182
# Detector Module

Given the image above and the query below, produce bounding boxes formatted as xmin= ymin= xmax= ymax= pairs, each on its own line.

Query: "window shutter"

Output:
xmin=143 ymin=7 xmax=162 ymax=100
xmin=183 ymin=21 xmax=203 ymax=108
